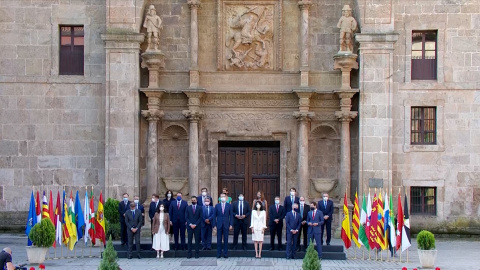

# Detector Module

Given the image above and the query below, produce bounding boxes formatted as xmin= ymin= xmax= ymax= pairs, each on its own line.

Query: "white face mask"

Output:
xmin=290 ymin=191 xmax=295 ymax=196
xmin=239 ymin=196 xmax=244 ymax=201
xmin=221 ymin=197 xmax=226 ymax=202
xmin=300 ymin=201 xmax=305 ymax=205
xmin=152 ymin=198 xmax=156 ymax=202
xmin=205 ymin=201 xmax=210 ymax=206
xmin=256 ymin=204 xmax=261 ymax=209
xmin=160 ymin=207 xmax=164 ymax=211
xmin=167 ymin=194 xmax=172 ymax=198
xmin=202 ymin=192 xmax=207 ymax=196
xmin=275 ymin=200 xmax=280 ymax=204
xmin=323 ymin=196 xmax=328 ymax=201
xmin=134 ymin=199 xmax=139 ymax=204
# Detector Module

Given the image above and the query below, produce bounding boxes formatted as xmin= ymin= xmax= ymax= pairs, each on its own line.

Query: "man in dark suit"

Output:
xmin=118 ymin=193 xmax=131 ymax=246
xmin=149 ymin=194 xmax=160 ymax=243
xmin=317 ymin=192 xmax=334 ymax=245
xmin=297 ymin=196 xmax=311 ymax=252
xmin=284 ymin=187 xmax=300 ymax=214
xmin=232 ymin=193 xmax=251 ymax=250
xmin=307 ymin=202 xmax=324 ymax=259
xmin=268 ymin=196 xmax=285 ymax=251
xmin=201 ymin=197 xmax=214 ymax=250
xmin=169 ymin=192 xmax=188 ymax=250
xmin=197 ymin=187 xmax=213 ymax=207
xmin=285 ymin=203 xmax=301 ymax=259
xmin=185 ymin=196 xmax=202 ymax=258
xmin=133 ymin=195 xmax=145 ymax=227
xmin=213 ymin=193 xmax=233 ymax=258
xmin=125 ymin=202 xmax=143 ymax=259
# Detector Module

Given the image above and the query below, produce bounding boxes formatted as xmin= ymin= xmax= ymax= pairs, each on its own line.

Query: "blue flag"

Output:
xmin=75 ymin=191 xmax=85 ymax=241
xmin=26 ymin=191 xmax=37 ymax=246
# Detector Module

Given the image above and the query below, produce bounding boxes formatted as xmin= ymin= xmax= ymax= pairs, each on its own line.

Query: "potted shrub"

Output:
xmin=417 ymin=230 xmax=437 ymax=268
xmin=99 ymin=236 xmax=120 ymax=270
xmin=27 ymin=219 xmax=56 ymax=264
xmin=302 ymin=240 xmax=321 ymax=270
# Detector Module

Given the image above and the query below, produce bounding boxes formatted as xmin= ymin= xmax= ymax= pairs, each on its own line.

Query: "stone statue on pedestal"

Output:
xmin=337 ymin=5 xmax=357 ymax=53
xmin=143 ymin=5 xmax=163 ymax=51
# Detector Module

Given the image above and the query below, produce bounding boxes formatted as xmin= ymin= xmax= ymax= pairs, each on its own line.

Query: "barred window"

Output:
xmin=411 ymin=107 xmax=436 ymax=145
xmin=410 ymin=187 xmax=436 ymax=216
xmin=59 ymin=25 xmax=84 ymax=75
xmin=411 ymin=31 xmax=437 ymax=80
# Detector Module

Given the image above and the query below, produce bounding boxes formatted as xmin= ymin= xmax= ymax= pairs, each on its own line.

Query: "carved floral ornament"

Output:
xmin=141 ymin=109 xmax=164 ymax=121
xmin=187 ymin=0 xmax=201 ymax=9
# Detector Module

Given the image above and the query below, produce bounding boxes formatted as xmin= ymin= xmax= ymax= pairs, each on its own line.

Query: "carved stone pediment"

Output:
xmin=218 ymin=0 xmax=283 ymax=71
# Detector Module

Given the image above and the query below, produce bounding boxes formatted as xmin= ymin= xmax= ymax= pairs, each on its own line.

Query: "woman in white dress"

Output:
xmin=152 ymin=204 xmax=170 ymax=258
xmin=250 ymin=201 xmax=267 ymax=258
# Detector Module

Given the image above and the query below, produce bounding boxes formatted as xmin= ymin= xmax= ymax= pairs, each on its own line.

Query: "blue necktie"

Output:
xmin=132 ymin=210 xmax=135 ymax=218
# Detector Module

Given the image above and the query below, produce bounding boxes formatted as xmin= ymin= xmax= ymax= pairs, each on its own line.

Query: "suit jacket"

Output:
xmin=307 ymin=209 xmax=324 ymax=235
xmin=185 ymin=204 xmax=202 ymax=228
xmin=284 ymin=196 xmax=300 ymax=214
xmin=149 ymin=201 xmax=160 ymax=220
xmin=135 ymin=203 xmax=145 ymax=226
xmin=125 ymin=209 xmax=143 ymax=230
xmin=196 ymin=195 xmax=213 ymax=206
xmin=299 ymin=204 xmax=311 ymax=222
xmin=268 ymin=204 xmax=285 ymax=226
xmin=213 ymin=203 xmax=233 ymax=229
xmin=151 ymin=212 xmax=170 ymax=234
xmin=318 ymin=199 xmax=334 ymax=221
xmin=231 ymin=200 xmax=251 ymax=225
xmin=118 ymin=200 xmax=131 ymax=224
xmin=201 ymin=205 xmax=215 ymax=227
xmin=285 ymin=211 xmax=302 ymax=233
xmin=169 ymin=199 xmax=188 ymax=223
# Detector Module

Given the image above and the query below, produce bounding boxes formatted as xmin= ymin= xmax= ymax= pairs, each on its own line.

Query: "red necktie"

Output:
xmin=312 ymin=211 xmax=315 ymax=220
xmin=177 ymin=201 xmax=180 ymax=209
xmin=276 ymin=205 xmax=279 ymax=213
xmin=193 ymin=205 xmax=196 ymax=214
xmin=222 ymin=203 xmax=225 ymax=214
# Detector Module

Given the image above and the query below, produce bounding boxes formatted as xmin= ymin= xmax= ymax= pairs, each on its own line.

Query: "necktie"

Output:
xmin=207 ymin=206 xmax=210 ymax=216
xmin=155 ymin=202 xmax=158 ymax=209
xmin=291 ymin=196 xmax=294 ymax=203
xmin=324 ymin=201 xmax=327 ymax=209
xmin=240 ymin=202 xmax=243 ymax=216
xmin=276 ymin=205 xmax=279 ymax=213
xmin=222 ymin=203 xmax=225 ymax=214
xmin=312 ymin=211 xmax=315 ymax=220
xmin=293 ymin=211 xmax=296 ymax=219
xmin=193 ymin=205 xmax=196 ymax=214
xmin=132 ymin=210 xmax=135 ymax=218
xmin=300 ymin=205 xmax=303 ymax=216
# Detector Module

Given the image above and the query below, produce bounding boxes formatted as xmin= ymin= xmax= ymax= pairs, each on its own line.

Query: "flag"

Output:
xmin=388 ymin=192 xmax=396 ymax=255
xmin=84 ymin=190 xmax=90 ymax=245
xmin=358 ymin=193 xmax=370 ymax=249
xmin=395 ymin=192 xmax=403 ymax=251
xmin=62 ymin=190 xmax=74 ymax=248
xmin=55 ymin=191 xmax=62 ymax=248
xmin=75 ymin=190 xmax=85 ymax=241
xmin=88 ymin=190 xmax=96 ymax=245
xmin=48 ymin=191 xmax=56 ymax=248
xmin=42 ymin=191 xmax=49 ymax=220
xmin=36 ymin=191 xmax=42 ymax=224
xmin=377 ymin=193 xmax=386 ymax=250
xmin=95 ymin=191 xmax=106 ymax=245
xmin=26 ymin=191 xmax=37 ymax=246
xmin=401 ymin=194 xmax=411 ymax=252
xmin=369 ymin=193 xmax=379 ymax=249
xmin=68 ymin=191 xmax=78 ymax=250
xmin=341 ymin=192 xmax=351 ymax=249
xmin=352 ymin=192 xmax=361 ymax=248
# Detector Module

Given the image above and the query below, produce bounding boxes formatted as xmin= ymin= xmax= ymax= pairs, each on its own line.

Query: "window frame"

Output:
xmin=410 ymin=186 xmax=437 ymax=216
xmin=411 ymin=30 xmax=437 ymax=80
xmin=410 ymin=106 xmax=437 ymax=145
xmin=59 ymin=25 xmax=85 ymax=76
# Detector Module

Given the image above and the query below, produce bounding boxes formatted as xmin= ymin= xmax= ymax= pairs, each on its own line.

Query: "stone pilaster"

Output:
xmin=188 ymin=0 xmax=201 ymax=88
xmin=183 ymin=90 xmax=205 ymax=197
xmin=102 ymin=33 xmax=144 ymax=199
xmin=298 ymin=0 xmax=312 ymax=87
xmin=333 ymin=53 xmax=358 ymax=90
xmin=140 ymin=90 xmax=165 ymax=205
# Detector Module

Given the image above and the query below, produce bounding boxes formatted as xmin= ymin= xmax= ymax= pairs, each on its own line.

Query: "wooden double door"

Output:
xmin=218 ymin=141 xmax=280 ymax=206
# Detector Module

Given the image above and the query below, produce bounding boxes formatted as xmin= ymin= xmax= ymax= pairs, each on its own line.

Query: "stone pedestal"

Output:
xmin=333 ymin=53 xmax=358 ymax=90
xmin=141 ymin=51 xmax=165 ymax=88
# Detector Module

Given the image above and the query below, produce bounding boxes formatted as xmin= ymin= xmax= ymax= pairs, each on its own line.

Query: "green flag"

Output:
xmin=358 ymin=193 xmax=370 ymax=250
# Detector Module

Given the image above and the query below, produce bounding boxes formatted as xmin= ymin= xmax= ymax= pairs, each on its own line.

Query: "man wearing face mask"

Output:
xmin=232 ymin=193 xmax=251 ymax=250
xmin=168 ymin=192 xmax=188 ymax=250
xmin=268 ymin=196 xmax=285 ymax=251
xmin=307 ymin=202 xmax=324 ymax=259
xmin=201 ymin=197 xmax=214 ymax=250
xmin=284 ymin=187 xmax=300 ymax=214
xmin=285 ymin=203 xmax=301 ymax=259
xmin=185 ymin=196 xmax=202 ymax=258
xmin=213 ymin=193 xmax=233 ymax=258
xmin=125 ymin=202 xmax=143 ymax=259
xmin=149 ymin=194 xmax=160 ymax=243
xmin=118 ymin=193 xmax=131 ymax=246
xmin=197 ymin=187 xmax=213 ymax=207
xmin=133 ymin=195 xmax=145 ymax=227
xmin=317 ymin=192 xmax=334 ymax=246
xmin=297 ymin=196 xmax=311 ymax=252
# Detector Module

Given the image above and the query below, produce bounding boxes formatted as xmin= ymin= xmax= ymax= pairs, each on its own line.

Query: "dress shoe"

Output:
xmin=269 ymin=248 xmax=274 ymax=251
xmin=224 ymin=255 xmax=228 ymax=259
xmin=187 ymin=255 xmax=192 ymax=259
xmin=278 ymin=247 xmax=283 ymax=251
xmin=128 ymin=255 xmax=132 ymax=259
xmin=195 ymin=255 xmax=199 ymax=259
xmin=242 ymin=246 xmax=247 ymax=250
xmin=291 ymin=256 xmax=296 ymax=259
xmin=327 ymin=243 xmax=330 ymax=246
xmin=217 ymin=255 xmax=221 ymax=258
xmin=233 ymin=246 xmax=237 ymax=250
xmin=285 ymin=256 xmax=290 ymax=260
xmin=137 ymin=254 xmax=141 ymax=259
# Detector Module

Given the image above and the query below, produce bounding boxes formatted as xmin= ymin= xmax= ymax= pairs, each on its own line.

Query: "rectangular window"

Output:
xmin=59 ymin=25 xmax=84 ymax=75
xmin=410 ymin=187 xmax=436 ymax=215
xmin=411 ymin=107 xmax=436 ymax=145
xmin=411 ymin=31 xmax=437 ymax=80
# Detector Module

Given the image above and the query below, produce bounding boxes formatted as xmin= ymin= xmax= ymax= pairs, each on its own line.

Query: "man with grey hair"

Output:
xmin=0 ymin=247 xmax=15 ymax=270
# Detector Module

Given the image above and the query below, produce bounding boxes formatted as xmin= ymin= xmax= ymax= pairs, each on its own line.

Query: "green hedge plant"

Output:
xmin=99 ymin=235 xmax=119 ymax=270
xmin=104 ymin=198 xmax=120 ymax=224
xmin=29 ymin=219 xmax=56 ymax=248
xmin=417 ymin=230 xmax=435 ymax=250
xmin=302 ymin=240 xmax=321 ymax=270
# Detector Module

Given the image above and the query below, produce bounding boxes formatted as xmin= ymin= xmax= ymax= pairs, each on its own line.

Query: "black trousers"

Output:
xmin=320 ymin=219 xmax=332 ymax=245
xmin=127 ymin=228 xmax=141 ymax=256
xmin=269 ymin=223 xmax=283 ymax=249
xmin=297 ymin=222 xmax=308 ymax=249
xmin=187 ymin=226 xmax=201 ymax=257
xmin=120 ymin=221 xmax=127 ymax=244
xmin=233 ymin=221 xmax=247 ymax=248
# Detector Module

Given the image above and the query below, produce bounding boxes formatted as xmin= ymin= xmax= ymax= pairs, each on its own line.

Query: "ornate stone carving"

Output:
xmin=143 ymin=5 xmax=163 ymax=52
xmin=337 ymin=5 xmax=357 ymax=53
xmin=219 ymin=0 xmax=282 ymax=71
xmin=293 ymin=111 xmax=315 ymax=121
xmin=188 ymin=0 xmax=201 ymax=9
xmin=141 ymin=109 xmax=164 ymax=122
xmin=334 ymin=110 xmax=357 ymax=122
xmin=161 ymin=124 xmax=188 ymax=140
xmin=298 ymin=0 xmax=312 ymax=10
xmin=183 ymin=110 xmax=204 ymax=121
xmin=204 ymin=112 xmax=293 ymax=120
xmin=202 ymin=95 xmax=297 ymax=107
xmin=311 ymin=124 xmax=338 ymax=139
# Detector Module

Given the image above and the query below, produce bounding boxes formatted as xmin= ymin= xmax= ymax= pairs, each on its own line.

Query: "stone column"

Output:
xmin=293 ymin=90 xmax=314 ymax=199
xmin=188 ymin=0 xmax=201 ymax=88
xmin=183 ymin=91 xmax=205 ymax=196
xmin=141 ymin=90 xmax=165 ymax=204
xmin=298 ymin=0 xmax=312 ymax=87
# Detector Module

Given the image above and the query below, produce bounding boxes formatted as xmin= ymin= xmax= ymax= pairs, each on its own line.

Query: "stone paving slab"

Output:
xmin=180 ymin=260 xmax=218 ymax=266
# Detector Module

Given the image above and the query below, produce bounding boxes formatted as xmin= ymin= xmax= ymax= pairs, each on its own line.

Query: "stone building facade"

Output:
xmin=0 ymin=0 xmax=479 ymax=233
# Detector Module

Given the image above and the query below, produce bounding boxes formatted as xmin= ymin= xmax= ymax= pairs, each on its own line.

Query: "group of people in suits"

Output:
xmin=118 ymin=187 xmax=334 ymax=261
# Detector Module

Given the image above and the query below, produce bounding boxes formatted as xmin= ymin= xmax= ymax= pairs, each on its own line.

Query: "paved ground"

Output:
xmin=2 ymin=233 xmax=479 ymax=270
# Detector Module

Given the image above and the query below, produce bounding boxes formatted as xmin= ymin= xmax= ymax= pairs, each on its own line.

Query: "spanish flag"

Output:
xmin=341 ymin=192 xmax=351 ymax=249
xmin=95 ymin=191 xmax=106 ymax=245
xmin=352 ymin=192 xmax=361 ymax=248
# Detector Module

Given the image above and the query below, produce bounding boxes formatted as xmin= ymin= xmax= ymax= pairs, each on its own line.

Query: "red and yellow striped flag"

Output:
xmin=377 ymin=192 xmax=386 ymax=250
xmin=42 ymin=191 xmax=50 ymax=220
xmin=341 ymin=192 xmax=351 ymax=249
xmin=352 ymin=191 xmax=361 ymax=248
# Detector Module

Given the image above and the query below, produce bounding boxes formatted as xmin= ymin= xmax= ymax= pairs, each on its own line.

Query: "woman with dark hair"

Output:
xmin=253 ymin=190 xmax=268 ymax=225
xmin=152 ymin=204 xmax=170 ymax=258
xmin=163 ymin=190 xmax=175 ymax=239
xmin=250 ymin=200 xmax=267 ymax=258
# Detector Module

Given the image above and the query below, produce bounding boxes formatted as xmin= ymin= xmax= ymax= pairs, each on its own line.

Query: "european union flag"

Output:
xmin=26 ymin=191 xmax=37 ymax=246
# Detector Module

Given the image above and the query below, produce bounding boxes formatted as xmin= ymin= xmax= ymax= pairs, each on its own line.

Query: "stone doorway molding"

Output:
xmin=207 ymin=130 xmax=290 ymax=202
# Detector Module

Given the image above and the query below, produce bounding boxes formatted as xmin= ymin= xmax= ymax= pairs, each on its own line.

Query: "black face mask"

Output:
xmin=192 ymin=202 xmax=197 ymax=205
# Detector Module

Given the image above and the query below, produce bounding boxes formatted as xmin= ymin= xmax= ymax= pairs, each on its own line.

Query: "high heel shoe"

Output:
xmin=156 ymin=252 xmax=160 ymax=258
xmin=160 ymin=252 xmax=164 ymax=258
